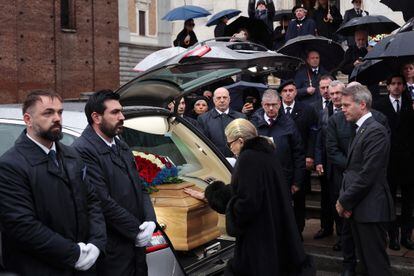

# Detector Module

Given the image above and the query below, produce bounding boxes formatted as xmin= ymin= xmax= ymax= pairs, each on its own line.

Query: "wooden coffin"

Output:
xmin=150 ymin=182 xmax=220 ymax=251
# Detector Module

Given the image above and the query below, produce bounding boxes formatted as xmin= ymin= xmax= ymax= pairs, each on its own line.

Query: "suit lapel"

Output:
xmin=346 ymin=117 xmax=373 ymax=165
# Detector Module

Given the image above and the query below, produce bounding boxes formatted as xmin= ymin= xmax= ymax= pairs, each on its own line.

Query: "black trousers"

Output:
xmin=319 ymin=173 xmax=334 ymax=232
xmin=351 ymin=221 xmax=391 ymax=276
xmin=341 ymin=219 xmax=356 ymax=270
xmin=388 ymin=158 xmax=414 ymax=238
xmin=293 ymin=172 xmax=309 ymax=233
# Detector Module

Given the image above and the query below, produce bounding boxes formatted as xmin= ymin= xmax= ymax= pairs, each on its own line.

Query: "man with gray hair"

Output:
xmin=250 ymin=89 xmax=306 ymax=235
xmin=336 ymin=83 xmax=394 ymax=276
xmin=314 ymin=80 xmax=345 ymax=245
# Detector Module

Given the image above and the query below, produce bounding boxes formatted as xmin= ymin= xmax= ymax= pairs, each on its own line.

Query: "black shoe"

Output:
xmin=341 ymin=268 xmax=355 ymax=276
xmin=401 ymin=237 xmax=414 ymax=250
xmin=333 ymin=241 xmax=342 ymax=251
xmin=389 ymin=237 xmax=401 ymax=251
xmin=313 ymin=228 xmax=333 ymax=239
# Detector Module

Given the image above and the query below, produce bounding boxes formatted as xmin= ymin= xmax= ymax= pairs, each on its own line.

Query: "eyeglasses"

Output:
xmin=227 ymin=137 xmax=240 ymax=148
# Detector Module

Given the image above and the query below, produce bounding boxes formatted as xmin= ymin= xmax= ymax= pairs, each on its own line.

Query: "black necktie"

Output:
xmin=268 ymin=118 xmax=275 ymax=126
xmin=48 ymin=150 xmax=59 ymax=168
xmin=395 ymin=99 xmax=400 ymax=113
xmin=286 ymin=106 xmax=292 ymax=115
xmin=324 ymin=100 xmax=330 ymax=109
xmin=334 ymin=107 xmax=341 ymax=113
xmin=313 ymin=69 xmax=318 ymax=75
xmin=111 ymin=144 xmax=119 ymax=156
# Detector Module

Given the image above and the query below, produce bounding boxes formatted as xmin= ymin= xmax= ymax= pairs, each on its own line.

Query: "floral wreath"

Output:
xmin=133 ymin=151 xmax=182 ymax=192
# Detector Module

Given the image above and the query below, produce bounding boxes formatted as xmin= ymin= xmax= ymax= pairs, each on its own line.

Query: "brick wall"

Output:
xmin=0 ymin=0 xmax=119 ymax=103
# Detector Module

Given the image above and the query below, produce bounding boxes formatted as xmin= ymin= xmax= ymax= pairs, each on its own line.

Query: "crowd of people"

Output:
xmin=175 ymin=0 xmax=370 ymax=50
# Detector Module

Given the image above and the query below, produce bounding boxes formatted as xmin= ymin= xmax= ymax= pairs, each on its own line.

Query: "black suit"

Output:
xmin=313 ymin=5 xmax=343 ymax=41
xmin=339 ymin=116 xmax=394 ymax=275
xmin=73 ymin=126 xmax=156 ymax=276
xmin=294 ymin=65 xmax=329 ymax=105
xmin=198 ymin=108 xmax=246 ymax=157
xmin=373 ymin=96 xmax=414 ymax=240
xmin=0 ymin=131 xmax=106 ymax=275
xmin=280 ymin=101 xmax=318 ymax=234
xmin=326 ymin=109 xmax=389 ymax=271
xmin=314 ymin=102 xmax=336 ymax=234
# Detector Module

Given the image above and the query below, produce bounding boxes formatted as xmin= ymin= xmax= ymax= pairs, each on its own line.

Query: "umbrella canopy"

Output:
xmin=277 ymin=35 xmax=344 ymax=72
xmin=336 ymin=15 xmax=400 ymax=36
xmin=162 ymin=5 xmax=211 ymax=21
xmin=364 ymin=31 xmax=414 ymax=60
xmin=273 ymin=10 xmax=294 ymax=22
xmin=380 ymin=0 xmax=414 ymax=22
xmin=398 ymin=17 xmax=414 ymax=33
xmin=224 ymin=16 xmax=273 ymax=49
xmin=349 ymin=59 xmax=395 ymax=85
xmin=206 ymin=9 xmax=241 ymax=27
xmin=133 ymin=47 xmax=187 ymax=72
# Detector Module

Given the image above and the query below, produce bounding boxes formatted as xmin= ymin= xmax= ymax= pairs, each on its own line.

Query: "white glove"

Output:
xmin=74 ymin=243 xmax=100 ymax=271
xmin=135 ymin=221 xmax=156 ymax=247
xmin=75 ymin=242 xmax=87 ymax=268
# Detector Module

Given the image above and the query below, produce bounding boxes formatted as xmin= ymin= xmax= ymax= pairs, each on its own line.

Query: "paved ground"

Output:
xmin=303 ymin=219 xmax=414 ymax=275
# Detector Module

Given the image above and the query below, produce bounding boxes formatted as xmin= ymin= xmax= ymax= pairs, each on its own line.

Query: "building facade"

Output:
xmin=0 ymin=1 xmax=119 ymax=103
xmin=118 ymin=0 xmax=172 ymax=84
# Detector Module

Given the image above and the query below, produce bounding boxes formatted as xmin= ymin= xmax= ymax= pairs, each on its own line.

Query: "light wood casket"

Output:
xmin=150 ymin=182 xmax=220 ymax=251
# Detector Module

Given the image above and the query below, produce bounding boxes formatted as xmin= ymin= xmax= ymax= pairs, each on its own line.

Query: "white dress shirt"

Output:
xmin=389 ymin=94 xmax=402 ymax=113
xmin=26 ymin=133 xmax=57 ymax=154
xmin=215 ymin=108 xmax=229 ymax=115
xmin=355 ymin=112 xmax=372 ymax=132
xmin=282 ymin=101 xmax=295 ymax=115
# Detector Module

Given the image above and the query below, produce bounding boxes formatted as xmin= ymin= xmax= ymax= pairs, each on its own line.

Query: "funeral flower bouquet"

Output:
xmin=133 ymin=151 xmax=182 ymax=192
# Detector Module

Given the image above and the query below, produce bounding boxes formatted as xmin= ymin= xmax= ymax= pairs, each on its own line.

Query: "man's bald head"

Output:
xmin=213 ymin=87 xmax=230 ymax=112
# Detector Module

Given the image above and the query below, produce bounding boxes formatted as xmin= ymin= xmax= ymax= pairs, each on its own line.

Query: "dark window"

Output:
xmin=139 ymin=10 xmax=146 ymax=36
xmin=61 ymin=0 xmax=76 ymax=30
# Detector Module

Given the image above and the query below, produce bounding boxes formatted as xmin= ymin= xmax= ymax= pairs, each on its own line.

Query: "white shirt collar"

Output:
xmin=26 ymin=133 xmax=56 ymax=154
xmin=389 ymin=94 xmax=401 ymax=101
xmin=215 ymin=108 xmax=229 ymax=115
xmin=356 ymin=112 xmax=372 ymax=130
xmin=264 ymin=113 xmax=276 ymax=125
xmin=283 ymin=101 xmax=295 ymax=111
xmin=97 ymin=132 xmax=116 ymax=147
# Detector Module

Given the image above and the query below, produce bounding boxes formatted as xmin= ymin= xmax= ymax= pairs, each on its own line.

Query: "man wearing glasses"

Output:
xmin=250 ymin=88 xmax=306 ymax=237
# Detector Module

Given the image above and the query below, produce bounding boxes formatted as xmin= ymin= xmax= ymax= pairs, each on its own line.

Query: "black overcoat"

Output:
xmin=197 ymin=108 xmax=246 ymax=157
xmin=0 ymin=131 xmax=106 ymax=276
xmin=250 ymin=108 xmax=305 ymax=189
xmin=294 ymin=65 xmax=329 ymax=105
xmin=285 ymin=17 xmax=317 ymax=41
xmin=206 ymin=137 xmax=314 ymax=275
xmin=72 ymin=125 xmax=156 ymax=276
xmin=279 ymin=101 xmax=318 ymax=159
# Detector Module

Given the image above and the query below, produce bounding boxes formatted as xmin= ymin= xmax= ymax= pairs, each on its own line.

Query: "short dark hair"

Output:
xmin=84 ymin=89 xmax=120 ymax=125
xmin=386 ymin=74 xmax=406 ymax=86
xmin=319 ymin=74 xmax=335 ymax=83
xmin=22 ymin=89 xmax=62 ymax=115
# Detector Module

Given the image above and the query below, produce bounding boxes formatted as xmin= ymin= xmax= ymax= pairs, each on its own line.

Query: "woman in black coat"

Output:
xmin=173 ymin=19 xmax=198 ymax=48
xmin=185 ymin=119 xmax=314 ymax=275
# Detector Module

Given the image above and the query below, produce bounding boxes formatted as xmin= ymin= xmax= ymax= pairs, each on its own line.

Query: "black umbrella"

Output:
xmin=364 ymin=31 xmax=414 ymax=61
xmin=350 ymin=59 xmax=396 ymax=85
xmin=224 ymin=16 xmax=273 ymax=49
xmin=363 ymin=35 xmax=394 ymax=60
xmin=380 ymin=0 xmax=414 ymax=22
xmin=273 ymin=10 xmax=294 ymax=21
xmin=336 ymin=15 xmax=400 ymax=36
xmin=398 ymin=17 xmax=414 ymax=33
xmin=277 ymin=35 xmax=344 ymax=72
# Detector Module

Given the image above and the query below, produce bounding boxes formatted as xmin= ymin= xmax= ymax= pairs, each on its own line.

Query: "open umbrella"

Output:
xmin=277 ymin=35 xmax=344 ymax=72
xmin=349 ymin=59 xmax=395 ymax=85
xmin=397 ymin=17 xmax=414 ymax=33
xmin=380 ymin=0 xmax=414 ymax=22
xmin=364 ymin=31 xmax=414 ymax=61
xmin=206 ymin=9 xmax=241 ymax=27
xmin=273 ymin=10 xmax=294 ymax=22
xmin=336 ymin=15 xmax=400 ymax=36
xmin=133 ymin=47 xmax=187 ymax=72
xmin=224 ymin=16 xmax=273 ymax=49
xmin=162 ymin=5 xmax=211 ymax=21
